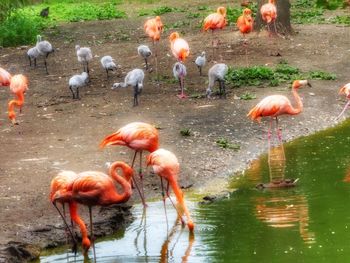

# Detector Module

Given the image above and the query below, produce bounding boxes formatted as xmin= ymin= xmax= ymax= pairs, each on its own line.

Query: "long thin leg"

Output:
xmin=131 ymin=151 xmax=147 ymax=207
xmin=154 ymin=41 xmax=159 ymax=83
xmin=28 ymin=56 xmax=31 ymax=67
xmin=77 ymin=87 xmax=80 ymax=100
xmin=165 ymin=188 xmax=185 ymax=226
xmin=336 ymin=100 xmax=350 ymax=120
xmin=211 ymin=30 xmax=215 ymax=61
xmin=276 ymin=117 xmax=282 ymax=143
xmin=34 ymin=58 xmax=37 ymax=68
xmin=198 ymin=66 xmax=202 ymax=76
xmin=86 ymin=62 xmax=90 ymax=74
xmin=145 ymin=58 xmax=148 ymax=70
xmin=52 ymin=203 xmax=77 ymax=246
xmin=106 ymin=69 xmax=109 ymax=79
xmin=44 ymin=58 xmax=49 ymax=74
xmin=69 ymin=86 xmax=75 ymax=99
xmin=89 ymin=207 xmax=97 ymax=263
xmin=139 ymin=151 xmax=145 ymax=201
xmin=161 ymin=177 xmax=169 ymax=232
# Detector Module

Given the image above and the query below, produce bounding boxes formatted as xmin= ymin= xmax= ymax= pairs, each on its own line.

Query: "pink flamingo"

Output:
xmin=144 ymin=16 xmax=163 ymax=81
xmin=100 ymin=122 xmax=159 ymax=206
xmin=260 ymin=0 xmax=277 ymax=36
xmin=147 ymin=148 xmax=194 ymax=233
xmin=247 ymin=80 xmax=311 ymax=145
xmin=169 ymin=32 xmax=190 ymax=98
xmin=203 ymin=7 xmax=227 ymax=59
xmin=336 ymin=83 xmax=350 ymax=120
xmin=8 ymin=74 xmax=28 ymax=125
xmin=237 ymin=8 xmax=254 ymax=65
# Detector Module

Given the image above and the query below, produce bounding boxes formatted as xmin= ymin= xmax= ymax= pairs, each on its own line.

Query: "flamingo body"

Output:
xmin=339 ymin=83 xmax=350 ymax=99
xmin=237 ymin=8 xmax=254 ymax=34
xmin=203 ymin=7 xmax=227 ymax=31
xmin=0 ymin=67 xmax=11 ymax=86
xmin=100 ymin=122 xmax=159 ymax=153
xmin=144 ymin=16 xmax=163 ymax=41
xmin=169 ymin=32 xmax=190 ymax=62
xmin=260 ymin=0 xmax=277 ymax=24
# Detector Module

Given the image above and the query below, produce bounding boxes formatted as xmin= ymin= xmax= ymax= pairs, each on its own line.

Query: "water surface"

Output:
xmin=40 ymin=119 xmax=350 ymax=262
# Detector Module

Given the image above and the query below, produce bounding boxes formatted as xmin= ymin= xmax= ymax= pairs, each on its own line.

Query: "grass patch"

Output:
xmin=330 ymin=15 xmax=350 ymax=25
xmin=225 ymin=61 xmax=336 ymax=88
xmin=180 ymin=128 xmax=192 ymax=136
xmin=0 ymin=9 xmax=46 ymax=47
xmin=216 ymin=138 xmax=240 ymax=151
xmin=240 ymin=92 xmax=256 ymax=100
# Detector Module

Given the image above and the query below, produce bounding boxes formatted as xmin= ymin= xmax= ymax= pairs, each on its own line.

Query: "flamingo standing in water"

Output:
xmin=237 ymin=8 xmax=254 ymax=66
xmin=203 ymin=7 xmax=227 ymax=60
xmin=144 ymin=16 xmax=163 ymax=81
xmin=169 ymin=32 xmax=190 ymax=99
xmin=260 ymin=0 xmax=277 ymax=35
xmin=0 ymin=67 xmax=11 ymax=87
xmin=247 ymin=80 xmax=311 ymax=145
xmin=8 ymin=74 xmax=28 ymax=125
xmin=100 ymin=122 xmax=159 ymax=206
xmin=55 ymin=161 xmax=133 ymax=259
xmin=336 ymin=83 xmax=350 ymax=120
xmin=147 ymin=148 xmax=194 ymax=233
xmin=50 ymin=171 xmax=89 ymax=254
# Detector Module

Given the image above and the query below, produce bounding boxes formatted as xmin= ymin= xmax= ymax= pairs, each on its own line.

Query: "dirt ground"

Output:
xmin=0 ymin=2 xmax=350 ymax=261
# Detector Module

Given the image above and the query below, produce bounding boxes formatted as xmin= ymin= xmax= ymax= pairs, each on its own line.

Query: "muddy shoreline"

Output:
xmin=0 ymin=6 xmax=349 ymax=262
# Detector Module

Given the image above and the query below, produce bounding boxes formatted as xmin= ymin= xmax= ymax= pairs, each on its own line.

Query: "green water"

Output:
xmin=40 ymin=119 xmax=350 ymax=262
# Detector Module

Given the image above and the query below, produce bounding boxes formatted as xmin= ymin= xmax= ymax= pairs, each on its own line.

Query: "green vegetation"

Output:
xmin=180 ymin=128 xmax=192 ymax=137
xmin=216 ymin=138 xmax=240 ymax=151
xmin=240 ymin=92 xmax=256 ymax=100
xmin=225 ymin=61 xmax=336 ymax=88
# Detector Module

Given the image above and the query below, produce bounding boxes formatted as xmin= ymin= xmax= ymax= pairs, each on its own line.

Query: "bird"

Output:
xmin=169 ymin=32 xmax=190 ymax=62
xmin=99 ymin=122 xmax=159 ymax=206
xmin=8 ymin=74 xmax=28 ymax=125
xmin=144 ymin=16 xmax=163 ymax=80
xmin=147 ymin=148 xmax=194 ymax=233
xmin=111 ymin=68 xmax=144 ymax=106
xmin=0 ymin=67 xmax=11 ymax=87
xmin=27 ymin=47 xmax=40 ymax=68
xmin=68 ymin=72 xmax=89 ymax=100
xmin=173 ymin=62 xmax=187 ymax=98
xmin=237 ymin=8 xmax=254 ymax=65
xmin=137 ymin=45 xmax=152 ymax=70
xmin=260 ymin=0 xmax=277 ymax=35
xmin=100 ymin=55 xmax=119 ymax=78
xmin=203 ymin=7 xmax=227 ymax=59
xmin=36 ymin=35 xmax=54 ymax=74
xmin=206 ymin=63 xmax=228 ymax=98
xmin=49 ymin=171 xmax=81 ymax=252
xmin=75 ymin=45 xmax=93 ymax=74
xmin=336 ymin=83 xmax=350 ymax=120
xmin=247 ymin=80 xmax=311 ymax=144
xmin=40 ymin=7 xmax=49 ymax=18
xmin=70 ymin=161 xmax=133 ymax=257
xmin=195 ymin=51 xmax=206 ymax=76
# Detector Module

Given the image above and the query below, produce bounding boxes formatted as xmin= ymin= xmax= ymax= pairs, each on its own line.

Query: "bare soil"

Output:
xmin=0 ymin=2 xmax=349 ymax=261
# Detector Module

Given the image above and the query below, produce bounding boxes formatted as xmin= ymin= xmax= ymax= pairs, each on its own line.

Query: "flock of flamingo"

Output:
xmin=1 ymin=0 xmax=350 ymax=260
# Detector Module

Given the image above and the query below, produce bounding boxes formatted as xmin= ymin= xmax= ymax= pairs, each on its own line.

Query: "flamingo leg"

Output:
xmin=211 ymin=30 xmax=215 ymax=61
xmin=52 ymin=202 xmax=77 ymax=249
xmin=160 ymin=177 xmax=169 ymax=231
xmin=145 ymin=58 xmax=149 ymax=70
xmin=275 ymin=117 xmax=282 ymax=144
xmin=44 ymin=58 xmax=49 ymax=75
xmin=336 ymin=100 xmax=350 ymax=120
xmin=177 ymin=75 xmax=187 ymax=99
xmin=244 ymin=38 xmax=248 ymax=67
xmin=86 ymin=62 xmax=90 ymax=74
xmin=165 ymin=189 xmax=186 ymax=226
xmin=89 ymin=206 xmax=97 ymax=263
xmin=139 ymin=151 xmax=146 ymax=202
xmin=130 ymin=151 xmax=147 ymax=207
xmin=154 ymin=40 xmax=159 ymax=83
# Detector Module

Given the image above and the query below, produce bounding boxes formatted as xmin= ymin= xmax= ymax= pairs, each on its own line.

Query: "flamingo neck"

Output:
xmin=269 ymin=0 xmax=276 ymax=4
xmin=109 ymin=162 xmax=132 ymax=203
xmin=8 ymin=92 xmax=25 ymax=121
xmin=168 ymin=176 xmax=194 ymax=232
xmin=290 ymin=87 xmax=303 ymax=115
xmin=69 ymin=202 xmax=91 ymax=252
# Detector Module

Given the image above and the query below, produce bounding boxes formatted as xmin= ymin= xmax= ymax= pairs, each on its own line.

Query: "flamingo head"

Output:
xmin=201 ymin=51 xmax=206 ymax=57
xmin=243 ymin=8 xmax=252 ymax=16
xmin=217 ymin=6 xmax=226 ymax=17
xmin=292 ymin=80 xmax=311 ymax=89
xmin=82 ymin=238 xmax=91 ymax=255
xmin=75 ymin=45 xmax=80 ymax=51
xmin=36 ymin=35 xmax=42 ymax=43
xmin=169 ymin=32 xmax=180 ymax=42
xmin=269 ymin=0 xmax=276 ymax=4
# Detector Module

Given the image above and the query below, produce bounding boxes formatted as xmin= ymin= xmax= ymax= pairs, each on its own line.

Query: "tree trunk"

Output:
xmin=254 ymin=0 xmax=293 ymax=35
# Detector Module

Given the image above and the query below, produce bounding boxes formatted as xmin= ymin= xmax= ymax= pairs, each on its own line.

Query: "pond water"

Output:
xmin=39 ymin=119 xmax=350 ymax=262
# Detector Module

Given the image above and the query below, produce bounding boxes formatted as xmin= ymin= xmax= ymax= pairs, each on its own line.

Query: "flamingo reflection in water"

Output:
xmin=255 ymin=194 xmax=315 ymax=244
